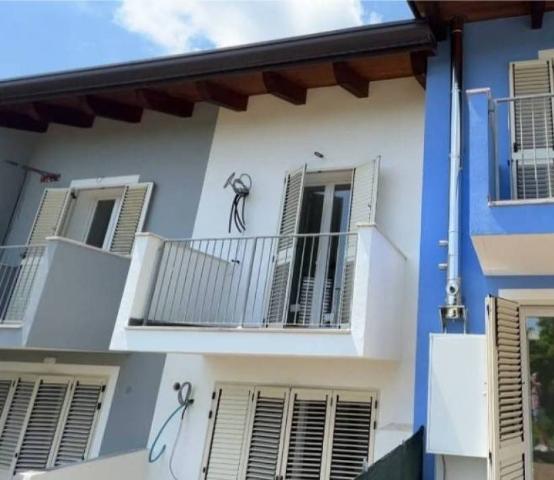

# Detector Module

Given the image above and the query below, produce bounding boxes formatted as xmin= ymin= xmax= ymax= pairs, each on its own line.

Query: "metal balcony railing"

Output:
xmin=490 ymin=93 xmax=554 ymax=201
xmin=0 ymin=244 xmax=45 ymax=323
xmin=143 ymin=232 xmax=357 ymax=328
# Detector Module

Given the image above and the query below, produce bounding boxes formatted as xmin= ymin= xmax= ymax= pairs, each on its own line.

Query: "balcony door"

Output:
xmin=64 ymin=187 xmax=123 ymax=249
xmin=521 ymin=307 xmax=554 ymax=479
xmin=287 ymin=170 xmax=351 ymax=326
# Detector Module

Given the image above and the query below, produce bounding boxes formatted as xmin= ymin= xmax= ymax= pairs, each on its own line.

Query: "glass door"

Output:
xmin=287 ymin=174 xmax=351 ymax=327
xmin=523 ymin=309 xmax=554 ymax=479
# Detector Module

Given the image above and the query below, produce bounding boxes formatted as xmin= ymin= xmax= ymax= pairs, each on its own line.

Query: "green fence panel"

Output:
xmin=356 ymin=427 xmax=424 ymax=480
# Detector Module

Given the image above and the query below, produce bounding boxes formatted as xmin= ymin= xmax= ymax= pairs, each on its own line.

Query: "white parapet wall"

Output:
xmin=111 ymin=225 xmax=406 ymax=359
xmin=15 ymin=450 xmax=148 ymax=480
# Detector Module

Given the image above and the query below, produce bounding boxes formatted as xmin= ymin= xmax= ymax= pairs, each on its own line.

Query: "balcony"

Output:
xmin=112 ymin=224 xmax=406 ymax=359
xmin=468 ymin=88 xmax=554 ymax=275
xmin=0 ymin=237 xmax=130 ymax=350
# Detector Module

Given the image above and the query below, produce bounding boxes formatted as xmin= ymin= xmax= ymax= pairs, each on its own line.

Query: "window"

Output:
xmin=0 ymin=374 xmax=105 ymax=477
xmin=202 ymin=383 xmax=376 ymax=480
xmin=267 ymin=160 xmax=379 ymax=327
xmin=509 ymin=60 xmax=554 ymax=199
xmin=27 ymin=182 xmax=153 ymax=255
xmin=521 ymin=307 xmax=554 ymax=479
xmin=85 ymin=198 xmax=118 ymax=249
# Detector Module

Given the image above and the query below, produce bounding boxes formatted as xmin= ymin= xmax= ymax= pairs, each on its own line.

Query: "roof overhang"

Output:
xmin=409 ymin=1 xmax=554 ymax=39
xmin=0 ymin=19 xmax=435 ymax=133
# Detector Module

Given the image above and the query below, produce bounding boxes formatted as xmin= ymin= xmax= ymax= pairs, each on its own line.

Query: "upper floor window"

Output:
xmin=27 ymin=180 xmax=153 ymax=255
xmin=509 ymin=59 xmax=554 ymax=200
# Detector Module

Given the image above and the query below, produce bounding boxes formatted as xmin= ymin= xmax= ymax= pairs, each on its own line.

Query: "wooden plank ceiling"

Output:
xmin=0 ymin=51 xmax=427 ymax=133
xmin=410 ymin=1 xmax=554 ymax=39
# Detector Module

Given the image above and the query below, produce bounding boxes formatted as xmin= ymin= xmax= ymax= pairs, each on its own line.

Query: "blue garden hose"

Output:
xmin=148 ymin=381 xmax=193 ymax=479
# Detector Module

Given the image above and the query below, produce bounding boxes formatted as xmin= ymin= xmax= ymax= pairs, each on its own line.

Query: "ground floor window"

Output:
xmin=0 ymin=374 xmax=105 ymax=477
xmin=524 ymin=311 xmax=554 ymax=479
xmin=202 ymin=383 xmax=376 ymax=480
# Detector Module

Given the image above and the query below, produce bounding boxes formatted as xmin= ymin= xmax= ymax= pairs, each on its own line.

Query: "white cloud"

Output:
xmin=368 ymin=11 xmax=383 ymax=24
xmin=114 ymin=0 xmax=367 ymax=54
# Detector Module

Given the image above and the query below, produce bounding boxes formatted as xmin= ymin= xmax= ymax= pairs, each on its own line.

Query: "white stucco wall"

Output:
xmin=146 ymin=78 xmax=425 ymax=480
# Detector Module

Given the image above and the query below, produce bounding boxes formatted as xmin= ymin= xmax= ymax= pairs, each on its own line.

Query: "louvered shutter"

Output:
xmin=339 ymin=159 xmax=380 ymax=325
xmin=244 ymin=387 xmax=289 ymax=480
xmin=27 ymin=188 xmax=72 ymax=245
xmin=282 ymin=388 xmax=331 ymax=480
xmin=510 ymin=60 xmax=554 ymax=199
xmin=15 ymin=377 xmax=70 ymax=474
xmin=53 ymin=379 xmax=104 ymax=466
xmin=0 ymin=378 xmax=35 ymax=479
xmin=0 ymin=379 xmax=13 ymax=421
xmin=266 ymin=166 xmax=306 ymax=325
xmin=486 ymin=296 xmax=529 ymax=480
xmin=326 ymin=391 xmax=375 ymax=480
xmin=203 ymin=385 xmax=252 ymax=480
xmin=109 ymin=183 xmax=153 ymax=255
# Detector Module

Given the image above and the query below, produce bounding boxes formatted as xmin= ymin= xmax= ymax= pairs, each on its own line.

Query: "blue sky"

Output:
xmin=0 ymin=1 xmax=412 ymax=80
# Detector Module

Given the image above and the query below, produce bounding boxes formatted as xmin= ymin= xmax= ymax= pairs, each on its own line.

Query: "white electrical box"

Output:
xmin=427 ymin=334 xmax=488 ymax=458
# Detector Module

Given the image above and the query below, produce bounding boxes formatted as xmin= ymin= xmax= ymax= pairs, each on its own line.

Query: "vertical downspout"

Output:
xmin=440 ymin=17 xmax=466 ymax=330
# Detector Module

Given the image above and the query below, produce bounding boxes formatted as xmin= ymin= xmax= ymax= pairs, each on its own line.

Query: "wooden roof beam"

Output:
xmin=84 ymin=95 xmax=143 ymax=123
xmin=135 ymin=89 xmax=194 ymax=117
xmin=0 ymin=108 xmax=48 ymax=133
xmin=420 ymin=1 xmax=447 ymax=41
xmin=262 ymin=71 xmax=307 ymax=105
xmin=531 ymin=1 xmax=545 ymax=29
xmin=196 ymin=81 xmax=248 ymax=111
xmin=332 ymin=62 xmax=369 ymax=98
xmin=410 ymin=51 xmax=427 ymax=90
xmin=33 ymin=102 xmax=95 ymax=128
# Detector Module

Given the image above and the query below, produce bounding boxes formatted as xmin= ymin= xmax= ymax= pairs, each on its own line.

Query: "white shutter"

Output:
xmin=281 ymin=388 xmax=331 ymax=480
xmin=0 ymin=378 xmax=35 ymax=478
xmin=203 ymin=385 xmax=252 ymax=480
xmin=27 ymin=188 xmax=72 ymax=245
xmin=348 ymin=158 xmax=379 ymax=229
xmin=0 ymin=379 xmax=13 ymax=421
xmin=15 ymin=377 xmax=71 ymax=474
xmin=53 ymin=379 xmax=104 ymax=467
xmin=109 ymin=182 xmax=153 ymax=255
xmin=326 ymin=391 xmax=375 ymax=480
xmin=486 ymin=296 xmax=528 ymax=480
xmin=266 ymin=166 xmax=306 ymax=325
xmin=244 ymin=387 xmax=289 ymax=480
xmin=510 ymin=60 xmax=554 ymax=199
xmin=339 ymin=158 xmax=380 ymax=326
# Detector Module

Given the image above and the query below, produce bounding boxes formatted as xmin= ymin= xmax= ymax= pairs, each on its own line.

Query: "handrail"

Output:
xmin=143 ymin=232 xmax=357 ymax=329
xmin=0 ymin=244 xmax=45 ymax=323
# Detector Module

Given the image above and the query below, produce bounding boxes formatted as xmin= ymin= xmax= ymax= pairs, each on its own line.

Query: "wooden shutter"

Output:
xmin=510 ymin=60 xmax=554 ymax=199
xmin=486 ymin=296 xmax=528 ymax=480
xmin=244 ymin=387 xmax=289 ymax=480
xmin=203 ymin=385 xmax=252 ymax=480
xmin=109 ymin=183 xmax=153 ymax=255
xmin=282 ymin=388 xmax=331 ymax=480
xmin=15 ymin=377 xmax=71 ymax=474
xmin=0 ymin=378 xmax=35 ymax=478
xmin=53 ymin=379 xmax=104 ymax=467
xmin=266 ymin=166 xmax=306 ymax=325
xmin=339 ymin=158 xmax=380 ymax=325
xmin=28 ymin=188 xmax=72 ymax=245
xmin=326 ymin=391 xmax=375 ymax=480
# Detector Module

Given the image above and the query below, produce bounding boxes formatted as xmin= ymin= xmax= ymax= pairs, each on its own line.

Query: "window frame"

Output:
xmin=498 ymin=289 xmax=554 ymax=478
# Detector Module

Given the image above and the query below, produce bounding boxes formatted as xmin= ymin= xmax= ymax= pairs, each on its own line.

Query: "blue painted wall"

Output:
xmin=415 ymin=12 xmax=554 ymax=479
